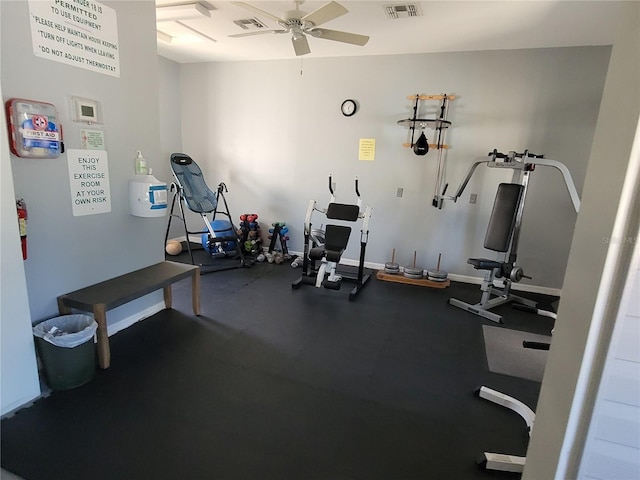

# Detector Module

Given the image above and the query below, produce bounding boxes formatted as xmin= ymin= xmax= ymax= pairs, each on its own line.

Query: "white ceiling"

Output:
xmin=155 ymin=1 xmax=622 ymax=64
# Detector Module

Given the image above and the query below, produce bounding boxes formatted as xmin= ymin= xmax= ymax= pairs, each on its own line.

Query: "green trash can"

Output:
xmin=33 ymin=314 xmax=98 ymax=391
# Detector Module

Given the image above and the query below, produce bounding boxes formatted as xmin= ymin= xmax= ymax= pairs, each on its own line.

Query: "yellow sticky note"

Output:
xmin=359 ymin=138 xmax=376 ymax=161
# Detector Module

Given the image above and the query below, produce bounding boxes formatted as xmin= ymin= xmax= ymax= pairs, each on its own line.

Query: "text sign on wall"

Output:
xmin=359 ymin=138 xmax=376 ymax=161
xmin=28 ymin=0 xmax=120 ymax=77
xmin=67 ymin=149 xmax=112 ymax=216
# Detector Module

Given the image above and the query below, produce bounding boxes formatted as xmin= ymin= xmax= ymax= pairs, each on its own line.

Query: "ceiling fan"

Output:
xmin=229 ymin=1 xmax=369 ymax=56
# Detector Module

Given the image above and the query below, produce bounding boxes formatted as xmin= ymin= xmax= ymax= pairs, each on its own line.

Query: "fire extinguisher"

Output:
xmin=16 ymin=199 xmax=27 ymax=260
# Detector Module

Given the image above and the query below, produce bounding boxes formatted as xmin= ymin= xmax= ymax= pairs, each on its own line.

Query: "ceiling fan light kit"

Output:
xmin=230 ymin=1 xmax=370 ymax=56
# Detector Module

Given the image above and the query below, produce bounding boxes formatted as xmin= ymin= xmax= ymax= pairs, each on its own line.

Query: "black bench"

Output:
xmin=57 ymin=261 xmax=200 ymax=368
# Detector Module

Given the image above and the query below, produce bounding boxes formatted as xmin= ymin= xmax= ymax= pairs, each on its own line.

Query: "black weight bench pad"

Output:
xmin=468 ymin=258 xmax=503 ymax=270
xmin=326 ymin=203 xmax=360 ymax=222
xmin=309 ymin=224 xmax=352 ymax=262
xmin=484 ymin=183 xmax=523 ymax=252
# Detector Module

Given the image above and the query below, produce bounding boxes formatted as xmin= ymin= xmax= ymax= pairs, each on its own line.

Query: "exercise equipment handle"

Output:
xmin=451 ymin=154 xmax=581 ymax=212
xmin=528 ymin=157 xmax=581 ymax=212
xmin=488 ymin=149 xmax=510 ymax=159
xmin=514 ymin=150 xmax=544 ymax=159
xmin=328 ymin=175 xmax=334 ymax=195
xmin=452 ymin=157 xmax=490 ymax=200
xmin=523 ymin=341 xmax=550 ymax=351
xmin=355 ymin=177 xmax=360 ymax=198
xmin=488 ymin=149 xmax=545 ymax=161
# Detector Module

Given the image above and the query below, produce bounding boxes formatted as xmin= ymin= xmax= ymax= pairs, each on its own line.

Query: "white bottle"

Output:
xmin=134 ymin=150 xmax=147 ymax=175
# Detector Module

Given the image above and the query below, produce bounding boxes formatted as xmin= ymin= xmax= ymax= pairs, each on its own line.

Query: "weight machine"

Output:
xmin=442 ymin=149 xmax=579 ymax=473
xmin=291 ymin=176 xmax=373 ymax=300
xmin=475 ymin=325 xmax=555 ymax=473
xmin=446 ymin=149 xmax=580 ymax=323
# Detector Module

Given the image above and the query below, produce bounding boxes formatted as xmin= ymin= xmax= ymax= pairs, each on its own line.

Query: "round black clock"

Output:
xmin=341 ymin=99 xmax=357 ymax=117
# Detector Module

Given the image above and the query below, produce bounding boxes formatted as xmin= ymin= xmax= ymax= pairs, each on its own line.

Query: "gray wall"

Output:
xmin=525 ymin=3 xmax=640 ymax=478
xmin=175 ymin=47 xmax=610 ymax=290
xmin=1 ymin=1 xmax=165 ymax=328
xmin=158 ymin=56 xmax=183 ymax=186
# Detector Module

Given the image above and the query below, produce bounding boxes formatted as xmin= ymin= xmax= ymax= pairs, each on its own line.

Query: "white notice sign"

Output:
xmin=67 ymin=149 xmax=111 ymax=216
xmin=28 ymin=0 xmax=120 ymax=77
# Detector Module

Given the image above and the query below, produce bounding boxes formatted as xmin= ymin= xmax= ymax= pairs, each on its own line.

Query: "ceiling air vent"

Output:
xmin=233 ymin=17 xmax=268 ymax=30
xmin=384 ymin=4 xmax=421 ymax=19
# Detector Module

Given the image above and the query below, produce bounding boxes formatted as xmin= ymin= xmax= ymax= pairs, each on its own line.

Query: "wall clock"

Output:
xmin=341 ymin=99 xmax=357 ymax=117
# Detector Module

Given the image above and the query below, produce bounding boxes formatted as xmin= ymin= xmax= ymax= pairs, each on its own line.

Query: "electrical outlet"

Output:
xmin=470 ymin=193 xmax=477 ymax=204
xmin=396 ymin=187 xmax=403 ymax=198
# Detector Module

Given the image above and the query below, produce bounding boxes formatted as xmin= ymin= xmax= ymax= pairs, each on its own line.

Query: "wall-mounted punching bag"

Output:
xmin=413 ymin=132 xmax=429 ymax=156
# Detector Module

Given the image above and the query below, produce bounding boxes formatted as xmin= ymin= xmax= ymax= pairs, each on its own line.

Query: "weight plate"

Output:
xmin=427 ymin=275 xmax=448 ymax=282
xmin=385 ymin=262 xmax=400 ymax=269
xmin=404 ymin=266 xmax=423 ymax=276
xmin=404 ymin=272 xmax=424 ymax=279
xmin=426 ymin=269 xmax=448 ymax=279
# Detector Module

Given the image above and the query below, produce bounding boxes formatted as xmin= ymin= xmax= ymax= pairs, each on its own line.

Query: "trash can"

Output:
xmin=32 ymin=314 xmax=98 ymax=391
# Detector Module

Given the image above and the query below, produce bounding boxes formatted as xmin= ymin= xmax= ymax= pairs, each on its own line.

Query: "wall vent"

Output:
xmin=384 ymin=4 xmax=421 ymax=19
xmin=233 ymin=17 xmax=268 ymax=30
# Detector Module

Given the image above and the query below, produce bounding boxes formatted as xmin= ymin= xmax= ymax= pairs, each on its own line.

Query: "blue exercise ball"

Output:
xmin=201 ymin=219 xmax=236 ymax=253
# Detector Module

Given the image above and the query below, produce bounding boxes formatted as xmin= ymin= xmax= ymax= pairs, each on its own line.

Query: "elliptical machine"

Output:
xmin=292 ymin=176 xmax=373 ymax=301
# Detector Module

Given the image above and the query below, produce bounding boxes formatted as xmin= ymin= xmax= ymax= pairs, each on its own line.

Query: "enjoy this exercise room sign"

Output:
xmin=67 ymin=149 xmax=111 ymax=216
xmin=28 ymin=0 xmax=120 ymax=77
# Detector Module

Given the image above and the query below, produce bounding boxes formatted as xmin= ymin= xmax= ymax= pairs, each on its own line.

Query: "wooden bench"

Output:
xmin=57 ymin=261 xmax=200 ymax=369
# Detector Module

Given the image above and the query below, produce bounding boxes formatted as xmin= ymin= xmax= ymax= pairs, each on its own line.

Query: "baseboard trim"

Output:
xmin=0 ymin=392 xmax=42 ymax=419
xmin=107 ymin=301 xmax=166 ymax=337
xmin=167 ymin=235 xmax=202 ymax=245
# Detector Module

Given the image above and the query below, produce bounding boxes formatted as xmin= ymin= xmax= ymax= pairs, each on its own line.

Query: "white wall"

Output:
xmin=524 ymin=2 xmax=640 ymax=478
xmin=579 ymin=219 xmax=640 ymax=479
xmin=175 ymin=47 xmax=610 ymax=290
xmin=0 ymin=70 xmax=41 ymax=415
xmin=1 ymin=0 xmax=165 ymax=329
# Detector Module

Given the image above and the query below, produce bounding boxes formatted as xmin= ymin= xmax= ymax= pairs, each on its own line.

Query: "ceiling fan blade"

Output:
xmin=292 ymin=34 xmax=311 ymax=56
xmin=232 ymin=2 xmax=286 ymax=24
xmin=301 ymin=1 xmax=348 ymax=27
xmin=229 ymin=30 xmax=286 ymax=38
xmin=308 ymin=28 xmax=369 ymax=46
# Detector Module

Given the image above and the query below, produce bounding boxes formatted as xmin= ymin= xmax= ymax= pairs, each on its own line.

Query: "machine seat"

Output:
xmin=309 ymin=225 xmax=351 ymax=263
xmin=468 ymin=258 xmax=503 ymax=270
